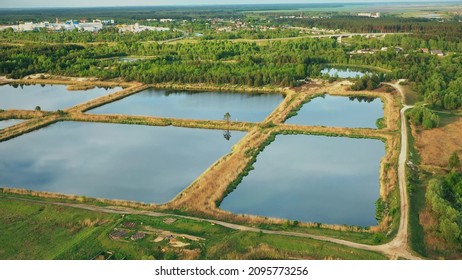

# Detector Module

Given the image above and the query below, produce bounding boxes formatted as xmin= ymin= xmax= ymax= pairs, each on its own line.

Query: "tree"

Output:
xmin=448 ymin=152 xmax=461 ymax=170
xmin=223 ymin=112 xmax=231 ymax=141
xmin=224 ymin=112 xmax=231 ymax=123
xmin=35 ymin=106 xmax=41 ymax=111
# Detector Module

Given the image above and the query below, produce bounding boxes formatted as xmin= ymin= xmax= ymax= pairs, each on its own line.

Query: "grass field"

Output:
xmin=0 ymin=196 xmax=387 ymax=260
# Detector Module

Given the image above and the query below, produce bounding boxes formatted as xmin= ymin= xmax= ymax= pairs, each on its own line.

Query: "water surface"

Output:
xmin=285 ymin=94 xmax=383 ymax=128
xmin=0 ymin=119 xmax=24 ymax=130
xmin=0 ymin=122 xmax=245 ymax=203
xmin=321 ymin=68 xmax=369 ymax=78
xmin=89 ymin=89 xmax=283 ymax=122
xmin=220 ymin=134 xmax=385 ymax=226
xmin=0 ymin=84 xmax=121 ymax=111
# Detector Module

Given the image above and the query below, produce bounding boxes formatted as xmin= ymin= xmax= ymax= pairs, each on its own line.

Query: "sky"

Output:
xmin=1 ymin=0 xmax=460 ymax=9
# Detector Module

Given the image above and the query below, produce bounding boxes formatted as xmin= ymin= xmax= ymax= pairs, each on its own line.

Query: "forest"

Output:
xmin=1 ymin=30 xmax=462 ymax=109
xmin=426 ymin=169 xmax=462 ymax=246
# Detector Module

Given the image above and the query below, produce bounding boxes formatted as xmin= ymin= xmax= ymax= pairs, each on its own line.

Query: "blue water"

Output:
xmin=89 ymin=89 xmax=284 ymax=122
xmin=285 ymin=94 xmax=383 ymax=128
xmin=0 ymin=119 xmax=24 ymax=130
xmin=0 ymin=84 xmax=121 ymax=111
xmin=321 ymin=68 xmax=369 ymax=78
xmin=0 ymin=122 xmax=245 ymax=204
xmin=220 ymin=134 xmax=385 ymax=227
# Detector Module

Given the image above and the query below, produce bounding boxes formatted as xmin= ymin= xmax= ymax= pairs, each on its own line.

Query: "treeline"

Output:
xmin=0 ymin=28 xmax=182 ymax=43
xmin=1 ymin=33 xmax=462 ymax=109
xmin=278 ymin=16 xmax=462 ymax=42
xmin=201 ymin=29 xmax=302 ymax=40
xmin=426 ymin=170 xmax=462 ymax=245
xmin=350 ymin=75 xmax=385 ymax=91
xmin=0 ymin=44 xmax=124 ymax=79
xmin=350 ymin=34 xmax=462 ymax=110
xmin=0 ymin=38 xmax=346 ymax=86
xmin=399 ymin=53 xmax=462 ymax=110
xmin=350 ymin=34 xmax=462 ymax=53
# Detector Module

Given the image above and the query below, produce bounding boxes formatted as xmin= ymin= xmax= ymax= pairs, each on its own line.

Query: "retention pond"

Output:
xmin=220 ymin=134 xmax=385 ymax=227
xmin=0 ymin=84 xmax=121 ymax=111
xmin=89 ymin=89 xmax=283 ymax=122
xmin=0 ymin=122 xmax=245 ymax=203
xmin=285 ymin=94 xmax=383 ymax=128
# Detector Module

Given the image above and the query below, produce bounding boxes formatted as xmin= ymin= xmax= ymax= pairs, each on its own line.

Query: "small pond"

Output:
xmin=285 ymin=94 xmax=383 ymax=129
xmin=321 ymin=68 xmax=369 ymax=78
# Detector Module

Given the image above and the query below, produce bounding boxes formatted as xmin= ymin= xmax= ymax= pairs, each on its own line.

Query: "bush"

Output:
xmin=373 ymin=233 xmax=385 ymax=244
xmin=408 ymin=105 xmax=439 ymax=129
xmin=448 ymin=152 xmax=461 ymax=170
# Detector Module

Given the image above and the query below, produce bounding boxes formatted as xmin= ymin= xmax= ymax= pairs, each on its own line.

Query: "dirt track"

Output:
xmin=1 ymin=195 xmax=420 ymax=259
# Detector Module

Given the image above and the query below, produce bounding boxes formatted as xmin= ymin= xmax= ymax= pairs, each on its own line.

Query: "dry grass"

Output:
xmin=412 ymin=115 xmax=462 ymax=167
xmin=68 ymin=84 xmax=148 ymax=113
xmin=0 ymin=115 xmax=60 ymax=142
xmin=66 ymin=84 xmax=96 ymax=91
xmin=68 ymin=113 xmax=255 ymax=132
xmin=0 ymin=109 xmax=45 ymax=120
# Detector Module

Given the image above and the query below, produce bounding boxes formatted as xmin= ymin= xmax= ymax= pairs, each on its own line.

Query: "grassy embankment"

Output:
xmin=406 ymin=114 xmax=427 ymax=257
xmin=0 ymin=196 xmax=387 ymax=260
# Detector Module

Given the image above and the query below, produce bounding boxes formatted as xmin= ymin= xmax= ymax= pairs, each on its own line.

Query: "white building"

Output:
xmin=118 ymin=23 xmax=170 ymax=33
xmin=357 ymin=12 xmax=381 ymax=18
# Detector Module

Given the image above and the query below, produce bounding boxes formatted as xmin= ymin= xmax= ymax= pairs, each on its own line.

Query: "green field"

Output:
xmin=0 ymin=196 xmax=387 ymax=260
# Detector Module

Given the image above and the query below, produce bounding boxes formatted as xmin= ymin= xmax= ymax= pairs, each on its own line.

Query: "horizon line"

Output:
xmin=1 ymin=1 xmax=462 ymax=10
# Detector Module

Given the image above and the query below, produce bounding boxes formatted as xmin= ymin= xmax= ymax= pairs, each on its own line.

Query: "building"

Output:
xmin=419 ymin=48 xmax=430 ymax=54
xmin=118 ymin=23 xmax=170 ymax=33
xmin=431 ymin=50 xmax=444 ymax=57
xmin=79 ymin=21 xmax=103 ymax=32
xmin=18 ymin=22 xmax=34 ymax=31
xmin=0 ymin=18 xmax=110 ymax=33
xmin=357 ymin=12 xmax=381 ymax=18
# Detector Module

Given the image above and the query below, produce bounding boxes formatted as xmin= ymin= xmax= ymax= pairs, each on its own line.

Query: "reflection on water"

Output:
xmin=0 ymin=122 xmax=245 ymax=203
xmin=220 ymin=134 xmax=385 ymax=227
xmin=89 ymin=89 xmax=284 ymax=122
xmin=321 ymin=68 xmax=369 ymax=78
xmin=0 ymin=84 xmax=121 ymax=111
xmin=285 ymin=94 xmax=383 ymax=128
xmin=223 ymin=130 xmax=232 ymax=141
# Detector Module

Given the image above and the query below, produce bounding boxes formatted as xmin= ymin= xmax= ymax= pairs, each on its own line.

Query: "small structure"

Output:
xmin=122 ymin=222 xmax=136 ymax=228
xmin=431 ymin=50 xmax=444 ymax=57
xmin=357 ymin=12 xmax=381 ymax=18
xmin=419 ymin=48 xmax=429 ymax=54
xmin=131 ymin=232 xmax=146 ymax=241
xmin=163 ymin=218 xmax=176 ymax=225
xmin=109 ymin=229 xmax=128 ymax=240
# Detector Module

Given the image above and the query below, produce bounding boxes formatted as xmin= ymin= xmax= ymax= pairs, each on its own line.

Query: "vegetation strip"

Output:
xmin=0 ymin=195 xmax=407 ymax=259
